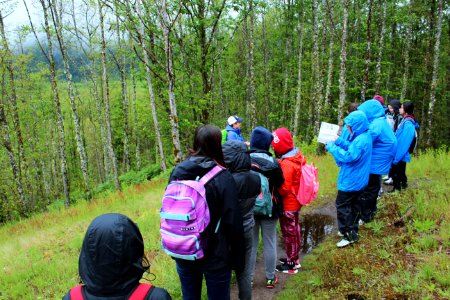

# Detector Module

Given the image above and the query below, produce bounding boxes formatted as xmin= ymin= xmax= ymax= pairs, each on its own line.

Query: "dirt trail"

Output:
xmin=230 ymin=202 xmax=337 ymax=300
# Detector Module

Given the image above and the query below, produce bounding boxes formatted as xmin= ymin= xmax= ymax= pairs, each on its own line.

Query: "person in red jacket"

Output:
xmin=271 ymin=128 xmax=305 ymax=274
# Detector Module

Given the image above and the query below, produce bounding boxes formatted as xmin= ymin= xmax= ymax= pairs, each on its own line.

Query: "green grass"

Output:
xmin=278 ymin=149 xmax=450 ymax=299
xmin=0 ymin=150 xmax=448 ymax=299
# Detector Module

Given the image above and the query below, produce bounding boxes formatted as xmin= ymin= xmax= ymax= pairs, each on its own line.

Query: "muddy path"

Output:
xmin=230 ymin=201 xmax=338 ymax=300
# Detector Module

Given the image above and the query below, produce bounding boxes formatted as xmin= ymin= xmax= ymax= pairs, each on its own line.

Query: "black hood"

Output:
xmin=222 ymin=141 xmax=251 ymax=173
xmin=79 ymin=213 xmax=146 ymax=296
xmin=170 ymin=155 xmax=217 ymax=181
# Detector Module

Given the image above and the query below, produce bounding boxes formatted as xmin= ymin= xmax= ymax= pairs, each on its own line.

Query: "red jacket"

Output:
xmin=277 ymin=151 xmax=306 ymax=211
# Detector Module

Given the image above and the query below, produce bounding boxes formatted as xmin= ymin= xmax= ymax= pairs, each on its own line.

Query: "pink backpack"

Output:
xmin=296 ymin=160 xmax=319 ymax=206
xmin=160 ymin=165 xmax=223 ymax=260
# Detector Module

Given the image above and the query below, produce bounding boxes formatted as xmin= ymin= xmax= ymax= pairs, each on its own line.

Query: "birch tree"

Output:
xmin=293 ymin=0 xmax=304 ymax=137
xmin=400 ymin=2 xmax=412 ymax=102
xmin=361 ymin=0 xmax=373 ymax=102
xmin=426 ymin=0 xmax=443 ymax=147
xmin=49 ymin=0 xmax=90 ymax=194
xmin=247 ymin=0 xmax=256 ymax=128
xmin=156 ymin=0 xmax=182 ymax=164
xmin=312 ymin=0 xmax=322 ymax=133
xmin=98 ymin=0 xmax=121 ymax=191
xmin=374 ymin=0 xmax=386 ymax=95
xmin=338 ymin=0 xmax=349 ymax=126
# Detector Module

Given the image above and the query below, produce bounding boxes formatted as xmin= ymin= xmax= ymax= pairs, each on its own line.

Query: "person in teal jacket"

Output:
xmin=357 ymin=100 xmax=397 ymax=223
xmin=391 ymin=102 xmax=419 ymax=192
xmin=326 ymin=111 xmax=372 ymax=248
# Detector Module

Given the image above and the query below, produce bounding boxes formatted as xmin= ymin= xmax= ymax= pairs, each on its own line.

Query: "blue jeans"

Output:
xmin=176 ymin=260 xmax=231 ymax=300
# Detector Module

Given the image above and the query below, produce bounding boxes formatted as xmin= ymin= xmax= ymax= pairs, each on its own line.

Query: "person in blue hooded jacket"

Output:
xmin=357 ymin=100 xmax=397 ymax=223
xmin=391 ymin=102 xmax=419 ymax=192
xmin=224 ymin=115 xmax=247 ymax=143
xmin=326 ymin=111 xmax=372 ymax=248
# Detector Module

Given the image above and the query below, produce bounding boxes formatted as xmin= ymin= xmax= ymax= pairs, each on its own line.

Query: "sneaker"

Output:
xmin=251 ymin=281 xmax=254 ymax=288
xmin=337 ymin=231 xmax=344 ymax=237
xmin=265 ymin=276 xmax=278 ymax=289
xmin=358 ymin=219 xmax=365 ymax=226
xmin=278 ymin=257 xmax=288 ymax=265
xmin=384 ymin=178 xmax=393 ymax=185
xmin=276 ymin=262 xmax=299 ymax=274
xmin=336 ymin=238 xmax=351 ymax=248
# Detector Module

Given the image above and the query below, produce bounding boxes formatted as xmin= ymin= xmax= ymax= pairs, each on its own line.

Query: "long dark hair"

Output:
xmin=189 ymin=125 xmax=226 ymax=167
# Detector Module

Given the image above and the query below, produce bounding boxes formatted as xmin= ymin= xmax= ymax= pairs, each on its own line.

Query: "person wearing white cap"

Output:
xmin=223 ymin=115 xmax=246 ymax=143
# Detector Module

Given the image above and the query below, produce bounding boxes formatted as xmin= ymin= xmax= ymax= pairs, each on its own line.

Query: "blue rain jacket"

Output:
xmin=225 ymin=125 xmax=245 ymax=142
xmin=393 ymin=116 xmax=419 ymax=164
xmin=326 ymin=111 xmax=372 ymax=192
xmin=358 ymin=100 xmax=397 ymax=174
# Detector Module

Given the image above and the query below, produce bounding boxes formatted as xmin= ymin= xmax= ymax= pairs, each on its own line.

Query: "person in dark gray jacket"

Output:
xmin=223 ymin=140 xmax=261 ymax=300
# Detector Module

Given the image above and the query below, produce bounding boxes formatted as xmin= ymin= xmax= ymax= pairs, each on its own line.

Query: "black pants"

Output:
xmin=392 ymin=162 xmax=407 ymax=191
xmin=336 ymin=190 xmax=362 ymax=241
xmin=359 ymin=174 xmax=381 ymax=222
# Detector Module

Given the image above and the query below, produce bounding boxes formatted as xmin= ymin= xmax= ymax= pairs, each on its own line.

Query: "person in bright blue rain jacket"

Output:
xmin=225 ymin=115 xmax=246 ymax=142
xmin=391 ymin=102 xmax=419 ymax=192
xmin=326 ymin=111 xmax=372 ymax=248
xmin=357 ymin=100 xmax=397 ymax=223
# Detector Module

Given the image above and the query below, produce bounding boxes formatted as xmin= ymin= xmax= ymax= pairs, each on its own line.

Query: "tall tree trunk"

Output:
xmin=338 ymin=0 xmax=349 ymax=126
xmin=293 ymin=1 xmax=304 ymax=137
xmin=247 ymin=0 xmax=257 ymax=128
xmin=138 ymin=0 xmax=167 ymax=170
xmin=262 ymin=12 xmax=271 ymax=126
xmin=36 ymin=0 xmax=71 ymax=207
xmin=50 ymin=0 xmax=90 ymax=194
xmin=114 ymin=12 xmax=130 ymax=173
xmin=0 ymin=11 xmax=26 ymax=183
xmin=400 ymin=2 xmax=412 ymax=102
xmin=323 ymin=1 xmax=335 ymax=118
xmin=426 ymin=0 xmax=443 ymax=147
xmin=361 ymin=0 xmax=373 ymax=102
xmin=98 ymin=0 xmax=121 ymax=191
xmin=130 ymin=62 xmax=141 ymax=170
xmin=158 ymin=0 xmax=182 ymax=164
xmin=374 ymin=0 xmax=386 ymax=95
xmin=312 ymin=0 xmax=322 ymax=134
xmin=0 ymin=69 xmax=26 ymax=212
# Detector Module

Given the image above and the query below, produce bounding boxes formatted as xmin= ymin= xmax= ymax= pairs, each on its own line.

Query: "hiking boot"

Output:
xmin=384 ymin=178 xmax=393 ymax=185
xmin=276 ymin=262 xmax=299 ymax=274
xmin=265 ymin=276 xmax=278 ymax=289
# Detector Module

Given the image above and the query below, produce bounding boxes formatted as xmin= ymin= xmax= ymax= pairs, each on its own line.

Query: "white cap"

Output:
xmin=227 ymin=115 xmax=243 ymax=125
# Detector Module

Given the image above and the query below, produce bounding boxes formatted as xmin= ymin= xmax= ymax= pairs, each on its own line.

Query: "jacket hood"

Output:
xmin=358 ymin=99 xmax=385 ymax=122
xmin=222 ymin=140 xmax=251 ymax=173
xmin=170 ymin=155 xmax=217 ymax=180
xmin=271 ymin=127 xmax=294 ymax=156
xmin=225 ymin=124 xmax=241 ymax=135
xmin=250 ymin=126 xmax=273 ymax=151
xmin=79 ymin=213 xmax=146 ymax=296
xmin=344 ymin=111 xmax=369 ymax=137
xmin=389 ymin=99 xmax=401 ymax=113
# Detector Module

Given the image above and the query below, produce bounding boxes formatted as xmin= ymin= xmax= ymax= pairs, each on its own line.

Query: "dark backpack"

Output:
xmin=408 ymin=129 xmax=418 ymax=154
xmin=69 ymin=283 xmax=153 ymax=300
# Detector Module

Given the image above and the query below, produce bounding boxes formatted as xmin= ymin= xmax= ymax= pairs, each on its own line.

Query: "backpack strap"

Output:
xmin=129 ymin=283 xmax=153 ymax=300
xmin=69 ymin=285 xmax=84 ymax=300
xmin=199 ymin=165 xmax=223 ymax=185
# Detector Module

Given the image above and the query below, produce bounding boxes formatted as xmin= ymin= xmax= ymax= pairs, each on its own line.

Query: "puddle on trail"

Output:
xmin=278 ymin=212 xmax=337 ymax=255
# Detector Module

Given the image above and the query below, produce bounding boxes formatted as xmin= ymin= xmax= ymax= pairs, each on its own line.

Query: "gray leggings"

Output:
xmin=249 ymin=218 xmax=278 ymax=280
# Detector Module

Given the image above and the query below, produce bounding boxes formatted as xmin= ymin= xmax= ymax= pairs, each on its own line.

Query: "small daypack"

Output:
xmin=221 ymin=129 xmax=228 ymax=144
xmin=296 ymin=160 xmax=319 ymax=206
xmin=408 ymin=129 xmax=418 ymax=154
xmin=69 ymin=283 xmax=153 ymax=300
xmin=251 ymin=164 xmax=273 ymax=217
xmin=160 ymin=165 xmax=223 ymax=260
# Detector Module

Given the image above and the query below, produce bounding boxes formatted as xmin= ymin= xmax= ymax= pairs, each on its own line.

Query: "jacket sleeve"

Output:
xmin=267 ymin=161 xmax=285 ymax=188
xmin=148 ymin=287 xmax=173 ymax=300
xmin=393 ymin=122 xmax=415 ymax=165
xmin=218 ymin=171 xmax=245 ymax=272
xmin=327 ymin=137 xmax=365 ymax=165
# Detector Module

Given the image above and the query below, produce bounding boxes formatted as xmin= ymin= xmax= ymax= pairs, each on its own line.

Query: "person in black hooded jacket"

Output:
xmin=247 ymin=126 xmax=284 ymax=288
xmin=62 ymin=213 xmax=171 ymax=300
xmin=222 ymin=140 xmax=261 ymax=300
xmin=169 ymin=125 xmax=244 ymax=300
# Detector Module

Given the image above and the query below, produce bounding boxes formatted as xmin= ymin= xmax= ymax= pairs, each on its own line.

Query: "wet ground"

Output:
xmin=230 ymin=201 xmax=338 ymax=300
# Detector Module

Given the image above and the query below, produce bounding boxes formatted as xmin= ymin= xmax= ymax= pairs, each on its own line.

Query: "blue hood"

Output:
xmin=358 ymin=100 xmax=385 ymax=123
xmin=344 ymin=111 xmax=369 ymax=137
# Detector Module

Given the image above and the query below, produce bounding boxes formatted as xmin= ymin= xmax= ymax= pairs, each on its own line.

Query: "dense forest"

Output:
xmin=0 ymin=0 xmax=448 ymax=221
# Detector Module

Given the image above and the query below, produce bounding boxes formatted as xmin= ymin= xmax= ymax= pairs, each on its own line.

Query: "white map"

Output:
xmin=318 ymin=122 xmax=340 ymax=144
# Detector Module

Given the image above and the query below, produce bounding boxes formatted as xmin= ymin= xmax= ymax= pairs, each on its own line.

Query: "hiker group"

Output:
xmin=62 ymin=95 xmax=418 ymax=300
